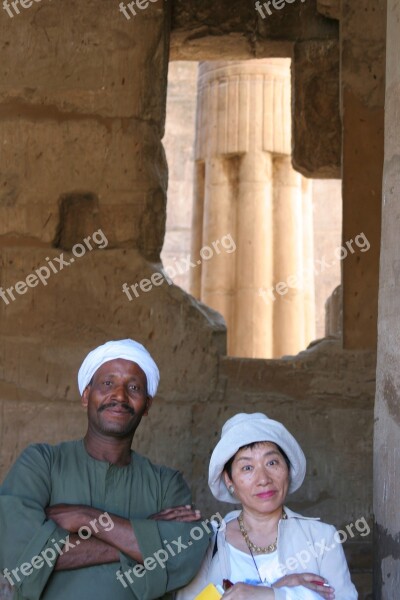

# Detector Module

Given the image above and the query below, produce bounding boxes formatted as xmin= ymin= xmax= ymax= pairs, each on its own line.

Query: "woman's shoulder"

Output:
xmin=211 ymin=509 xmax=240 ymax=532
xmin=283 ymin=506 xmax=336 ymax=534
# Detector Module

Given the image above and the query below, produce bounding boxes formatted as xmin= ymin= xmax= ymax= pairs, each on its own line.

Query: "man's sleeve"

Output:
xmin=118 ymin=470 xmax=211 ymax=600
xmin=0 ymin=445 xmax=68 ymax=599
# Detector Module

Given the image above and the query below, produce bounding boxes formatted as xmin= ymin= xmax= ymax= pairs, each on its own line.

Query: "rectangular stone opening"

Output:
xmin=162 ymin=60 xmax=343 ymax=359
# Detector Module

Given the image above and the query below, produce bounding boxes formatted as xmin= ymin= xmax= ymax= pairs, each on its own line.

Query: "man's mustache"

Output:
xmin=98 ymin=402 xmax=135 ymax=415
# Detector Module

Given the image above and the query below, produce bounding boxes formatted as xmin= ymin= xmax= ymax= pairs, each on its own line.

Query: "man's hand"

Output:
xmin=273 ymin=573 xmax=335 ymax=599
xmin=149 ymin=505 xmax=201 ymax=522
xmin=46 ymin=504 xmax=96 ymax=533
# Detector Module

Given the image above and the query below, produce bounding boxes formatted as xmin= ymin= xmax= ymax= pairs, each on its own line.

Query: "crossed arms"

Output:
xmin=46 ymin=504 xmax=200 ymax=571
xmin=0 ymin=444 xmax=210 ymax=599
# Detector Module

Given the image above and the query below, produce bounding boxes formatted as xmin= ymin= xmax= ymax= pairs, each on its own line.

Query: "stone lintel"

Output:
xmin=170 ymin=0 xmax=338 ymax=61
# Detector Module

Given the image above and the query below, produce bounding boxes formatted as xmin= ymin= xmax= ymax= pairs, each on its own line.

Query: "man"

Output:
xmin=0 ymin=339 xmax=210 ymax=599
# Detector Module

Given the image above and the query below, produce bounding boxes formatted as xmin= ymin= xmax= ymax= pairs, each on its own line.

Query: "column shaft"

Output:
xmin=233 ymin=151 xmax=273 ymax=357
xmin=190 ymin=161 xmax=205 ymax=298
xmin=272 ymin=156 xmax=305 ymax=356
xmin=200 ymin=158 xmax=237 ymax=335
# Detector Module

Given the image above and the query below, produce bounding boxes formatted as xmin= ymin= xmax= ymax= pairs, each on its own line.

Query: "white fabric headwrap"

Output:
xmin=208 ymin=412 xmax=306 ymax=503
xmin=77 ymin=339 xmax=159 ymax=397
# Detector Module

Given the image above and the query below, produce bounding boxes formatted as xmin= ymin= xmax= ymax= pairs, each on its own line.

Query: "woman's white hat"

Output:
xmin=208 ymin=412 xmax=306 ymax=503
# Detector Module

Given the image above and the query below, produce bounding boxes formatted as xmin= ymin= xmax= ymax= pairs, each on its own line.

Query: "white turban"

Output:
xmin=77 ymin=339 xmax=160 ymax=397
xmin=208 ymin=412 xmax=306 ymax=503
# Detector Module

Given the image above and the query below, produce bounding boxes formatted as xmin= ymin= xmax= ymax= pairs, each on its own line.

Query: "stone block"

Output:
xmin=0 ymin=0 xmax=168 ymax=123
xmin=292 ymin=40 xmax=341 ymax=178
xmin=0 ymin=118 xmax=167 ymax=250
xmin=317 ymin=0 xmax=340 ymax=20
xmin=0 ymin=248 xmax=225 ymax=418
xmin=171 ymin=0 xmax=338 ymax=60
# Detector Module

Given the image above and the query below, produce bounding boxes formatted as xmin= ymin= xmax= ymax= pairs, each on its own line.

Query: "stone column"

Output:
xmin=234 ymin=151 xmax=274 ymax=358
xmin=325 ymin=285 xmax=342 ymax=338
xmin=192 ymin=59 xmax=316 ymax=358
xmin=374 ymin=0 xmax=400 ymax=596
xmin=190 ymin=162 xmax=205 ymax=299
xmin=272 ymin=156 xmax=308 ymax=357
xmin=301 ymin=177 xmax=316 ymax=345
xmin=200 ymin=158 xmax=237 ymax=336
xmin=341 ymin=0 xmax=386 ymax=349
xmin=162 ymin=61 xmax=198 ymax=292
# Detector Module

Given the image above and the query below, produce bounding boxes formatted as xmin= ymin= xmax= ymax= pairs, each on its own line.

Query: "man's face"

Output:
xmin=81 ymin=358 xmax=152 ymax=438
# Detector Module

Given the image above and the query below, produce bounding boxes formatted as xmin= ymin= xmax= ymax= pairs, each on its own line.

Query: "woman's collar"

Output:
xmin=222 ymin=506 xmax=320 ymax=523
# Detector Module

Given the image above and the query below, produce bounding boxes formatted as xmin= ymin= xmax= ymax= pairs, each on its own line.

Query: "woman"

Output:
xmin=177 ymin=413 xmax=358 ymax=600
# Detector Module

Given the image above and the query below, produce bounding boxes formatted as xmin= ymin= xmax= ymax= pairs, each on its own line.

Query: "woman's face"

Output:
xmin=224 ymin=442 xmax=290 ymax=514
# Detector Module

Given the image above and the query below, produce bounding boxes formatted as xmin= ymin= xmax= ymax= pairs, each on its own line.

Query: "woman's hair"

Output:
xmin=223 ymin=441 xmax=291 ymax=479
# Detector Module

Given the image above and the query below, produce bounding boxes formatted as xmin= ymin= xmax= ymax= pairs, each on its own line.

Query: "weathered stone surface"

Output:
xmin=0 ymin=249 xmax=225 ymax=409
xmin=374 ymin=1 xmax=400 ymax=596
xmin=171 ymin=0 xmax=338 ymax=60
xmin=0 ymin=0 xmax=168 ymax=124
xmin=292 ymin=40 xmax=341 ymax=178
xmin=0 ymin=118 xmax=167 ymax=251
xmin=54 ymin=193 xmax=101 ymax=250
xmin=317 ymin=0 xmax=340 ymax=20
xmin=342 ymin=94 xmax=383 ymax=350
xmin=341 ymin=0 xmax=386 ymax=351
xmin=0 ymin=0 xmax=169 ymax=255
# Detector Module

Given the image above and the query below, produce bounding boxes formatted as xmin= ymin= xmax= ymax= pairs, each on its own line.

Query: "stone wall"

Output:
xmin=0 ymin=0 xmax=383 ymax=598
xmin=374 ymin=0 xmax=400 ymax=596
xmin=341 ymin=0 xmax=386 ymax=350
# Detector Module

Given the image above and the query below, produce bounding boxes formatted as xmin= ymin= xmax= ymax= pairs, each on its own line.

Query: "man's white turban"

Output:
xmin=77 ymin=339 xmax=160 ymax=397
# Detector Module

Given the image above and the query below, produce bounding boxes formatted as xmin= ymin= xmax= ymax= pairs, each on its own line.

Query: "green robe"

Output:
xmin=0 ymin=440 xmax=209 ymax=600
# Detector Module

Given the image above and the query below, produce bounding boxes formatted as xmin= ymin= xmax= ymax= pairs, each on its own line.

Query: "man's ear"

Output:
xmin=81 ymin=386 xmax=90 ymax=409
xmin=144 ymin=395 xmax=153 ymax=416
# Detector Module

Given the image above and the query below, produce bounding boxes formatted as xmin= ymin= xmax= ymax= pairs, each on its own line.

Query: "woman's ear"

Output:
xmin=223 ymin=470 xmax=232 ymax=488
